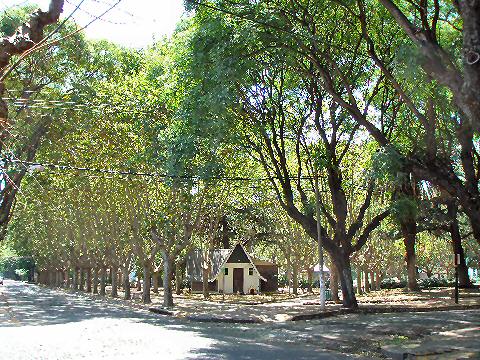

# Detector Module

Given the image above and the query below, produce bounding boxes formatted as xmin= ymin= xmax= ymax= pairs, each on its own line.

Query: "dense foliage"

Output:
xmin=1 ymin=1 xmax=479 ymax=309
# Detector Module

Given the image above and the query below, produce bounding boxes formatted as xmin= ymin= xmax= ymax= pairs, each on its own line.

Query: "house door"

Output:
xmin=233 ymin=268 xmax=244 ymax=293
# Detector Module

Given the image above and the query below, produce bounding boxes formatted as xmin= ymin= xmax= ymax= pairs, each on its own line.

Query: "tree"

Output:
xmin=0 ymin=1 xmax=66 ymax=236
xmin=150 ymin=183 xmax=204 ymax=307
xmin=375 ymin=0 xmax=480 ymax=131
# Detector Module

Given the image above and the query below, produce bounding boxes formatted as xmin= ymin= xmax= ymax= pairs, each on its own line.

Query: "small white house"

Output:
xmin=214 ymin=243 xmax=266 ymax=294
xmin=187 ymin=243 xmax=278 ymax=294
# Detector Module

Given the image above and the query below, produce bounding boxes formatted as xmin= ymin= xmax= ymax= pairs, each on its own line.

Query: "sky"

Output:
xmin=2 ymin=0 xmax=186 ymax=48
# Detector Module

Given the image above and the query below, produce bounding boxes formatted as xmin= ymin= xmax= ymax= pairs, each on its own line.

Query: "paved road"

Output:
xmin=0 ymin=280 xmax=355 ymax=360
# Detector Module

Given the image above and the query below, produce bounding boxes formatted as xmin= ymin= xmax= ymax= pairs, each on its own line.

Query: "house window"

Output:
xmin=249 ymin=268 xmax=253 ymax=275
xmin=224 ymin=268 xmax=228 ymax=275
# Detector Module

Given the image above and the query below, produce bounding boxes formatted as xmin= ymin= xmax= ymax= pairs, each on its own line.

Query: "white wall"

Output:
xmin=217 ymin=263 xmax=260 ymax=294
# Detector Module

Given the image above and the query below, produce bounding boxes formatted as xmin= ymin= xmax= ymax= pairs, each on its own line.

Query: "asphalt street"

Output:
xmin=0 ymin=280 xmax=355 ymax=360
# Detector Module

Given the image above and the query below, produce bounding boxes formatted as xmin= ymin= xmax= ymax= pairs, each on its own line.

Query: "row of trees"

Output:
xmin=175 ymin=0 xmax=480 ymax=307
xmin=1 ymin=1 xmax=479 ymax=310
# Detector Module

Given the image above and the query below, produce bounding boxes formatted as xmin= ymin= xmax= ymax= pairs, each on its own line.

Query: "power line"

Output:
xmin=4 ymin=158 xmax=319 ymax=183
xmin=3 ymin=158 xmax=385 ymax=195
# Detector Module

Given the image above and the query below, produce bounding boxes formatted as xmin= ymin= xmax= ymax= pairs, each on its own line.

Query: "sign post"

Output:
xmin=454 ymin=253 xmax=460 ymax=304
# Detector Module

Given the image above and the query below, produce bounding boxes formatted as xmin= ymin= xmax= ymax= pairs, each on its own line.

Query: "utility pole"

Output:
xmin=314 ymin=172 xmax=326 ymax=310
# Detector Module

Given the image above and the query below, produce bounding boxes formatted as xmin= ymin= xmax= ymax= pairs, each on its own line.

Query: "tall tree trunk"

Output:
xmin=307 ymin=267 xmax=313 ymax=293
xmin=292 ymin=264 xmax=299 ymax=295
xmin=202 ymin=263 xmax=210 ymax=299
xmin=118 ymin=272 xmax=122 ymax=290
xmin=330 ymin=263 xmax=340 ymax=302
xmin=136 ymin=275 xmax=142 ymax=291
xmin=375 ymin=272 xmax=382 ymax=290
xmin=370 ymin=272 xmax=376 ymax=291
xmin=152 ymin=271 xmax=160 ymax=294
xmin=286 ymin=261 xmax=292 ymax=294
xmin=62 ymin=269 xmax=68 ymax=288
xmin=220 ymin=216 xmax=230 ymax=249
xmin=111 ymin=266 xmax=118 ymax=298
xmin=356 ymin=269 xmax=363 ymax=295
xmin=364 ymin=269 xmax=370 ymax=293
xmin=86 ymin=268 xmax=92 ymax=293
xmin=142 ymin=264 xmax=151 ymax=304
xmin=401 ymin=219 xmax=420 ymax=291
xmin=175 ymin=261 xmax=184 ymax=295
xmin=72 ymin=267 xmax=78 ymax=290
xmin=162 ymin=254 xmax=174 ymax=307
xmin=55 ymin=270 xmax=61 ymax=287
xmin=123 ymin=267 xmax=131 ymax=300
xmin=39 ymin=270 xmax=43 ymax=284
xmin=448 ymin=202 xmax=472 ymax=288
xmin=48 ymin=270 xmax=53 ymax=286
xmin=79 ymin=268 xmax=85 ymax=291
xmin=99 ymin=267 xmax=106 ymax=296
xmin=92 ymin=268 xmax=99 ymax=294
xmin=65 ymin=270 xmax=70 ymax=288
xmin=334 ymin=253 xmax=358 ymax=309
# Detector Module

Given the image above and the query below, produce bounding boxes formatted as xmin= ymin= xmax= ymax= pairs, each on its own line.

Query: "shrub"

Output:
xmin=380 ymin=277 xmax=407 ymax=289
xmin=14 ymin=268 xmax=28 ymax=281
xmin=418 ymin=277 xmax=453 ymax=289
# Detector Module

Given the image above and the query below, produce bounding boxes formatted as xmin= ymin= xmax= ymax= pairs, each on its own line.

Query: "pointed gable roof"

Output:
xmin=210 ymin=242 xmax=266 ymax=281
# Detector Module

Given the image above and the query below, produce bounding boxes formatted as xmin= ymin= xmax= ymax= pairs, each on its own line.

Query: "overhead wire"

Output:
xmin=65 ymin=0 xmax=129 ymax=25
xmin=3 ymin=158 xmax=385 ymax=196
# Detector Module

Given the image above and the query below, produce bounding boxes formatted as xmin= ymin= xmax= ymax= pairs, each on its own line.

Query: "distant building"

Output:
xmin=187 ymin=243 xmax=278 ymax=294
xmin=313 ymin=264 xmax=330 ymax=279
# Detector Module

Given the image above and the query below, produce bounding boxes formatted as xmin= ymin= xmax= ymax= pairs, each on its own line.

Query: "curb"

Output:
xmin=185 ymin=315 xmax=263 ymax=324
xmin=291 ymin=304 xmax=480 ymax=321
xmin=148 ymin=307 xmax=174 ymax=316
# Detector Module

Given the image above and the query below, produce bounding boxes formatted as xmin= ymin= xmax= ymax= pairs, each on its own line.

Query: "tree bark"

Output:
xmin=286 ymin=262 xmax=292 ymax=294
xmin=142 ymin=264 xmax=151 ymax=304
xmin=136 ymin=275 xmax=142 ymax=291
xmin=220 ymin=216 xmax=231 ymax=249
xmin=202 ymin=265 xmax=210 ymax=299
xmin=162 ymin=254 xmax=174 ymax=307
xmin=448 ymin=201 xmax=472 ymax=288
xmin=111 ymin=266 xmax=118 ymax=298
xmin=370 ymin=272 xmax=376 ymax=291
xmin=458 ymin=2 xmax=480 ymax=131
xmin=65 ymin=270 xmax=70 ymax=288
xmin=292 ymin=265 xmax=299 ymax=295
xmin=48 ymin=270 xmax=54 ymax=286
xmin=334 ymin=253 xmax=358 ymax=308
xmin=364 ymin=269 xmax=370 ymax=293
xmin=175 ymin=261 xmax=184 ymax=295
xmin=79 ymin=268 xmax=85 ymax=291
xmin=330 ymin=263 xmax=340 ymax=302
xmin=92 ymin=268 xmax=99 ymax=294
xmin=402 ymin=218 xmax=420 ymax=291
xmin=307 ymin=267 xmax=313 ymax=293
xmin=152 ymin=271 xmax=160 ymax=294
xmin=72 ymin=267 xmax=78 ymax=290
xmin=99 ymin=267 xmax=106 ymax=296
xmin=356 ymin=269 xmax=363 ymax=295
xmin=123 ymin=267 xmax=131 ymax=300
xmin=55 ymin=270 xmax=61 ymax=287
xmin=375 ymin=272 xmax=382 ymax=290
xmin=86 ymin=268 xmax=92 ymax=293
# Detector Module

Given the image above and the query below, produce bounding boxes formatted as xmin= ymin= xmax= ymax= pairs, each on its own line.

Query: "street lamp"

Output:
xmin=314 ymin=172 xmax=326 ymax=311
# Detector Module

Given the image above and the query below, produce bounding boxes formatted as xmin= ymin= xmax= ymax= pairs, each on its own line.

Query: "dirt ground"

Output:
xmin=100 ymin=286 xmax=480 ymax=323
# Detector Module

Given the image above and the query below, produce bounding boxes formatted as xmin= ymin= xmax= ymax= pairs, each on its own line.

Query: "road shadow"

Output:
xmin=2 ymin=281 xmax=480 ymax=359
